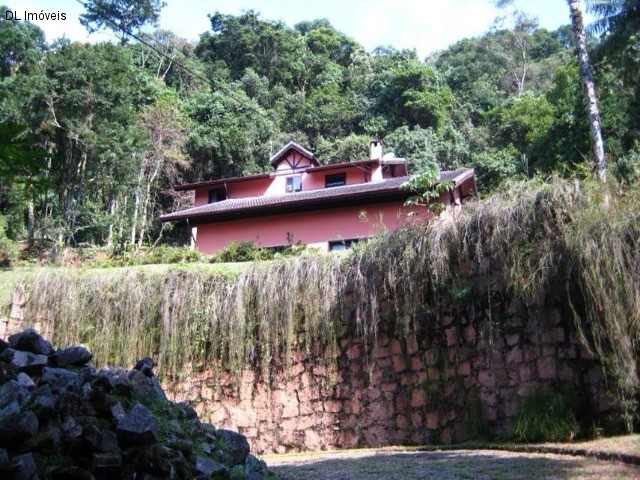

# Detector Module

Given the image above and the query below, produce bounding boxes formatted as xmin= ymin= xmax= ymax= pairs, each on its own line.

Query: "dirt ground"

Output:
xmin=266 ymin=436 xmax=640 ymax=480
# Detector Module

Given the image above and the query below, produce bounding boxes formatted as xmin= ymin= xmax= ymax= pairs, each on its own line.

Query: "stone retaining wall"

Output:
xmin=164 ymin=299 xmax=608 ymax=454
xmin=4 ymin=286 xmax=610 ymax=455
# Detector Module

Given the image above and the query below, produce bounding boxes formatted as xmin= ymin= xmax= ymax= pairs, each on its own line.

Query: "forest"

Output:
xmin=0 ymin=0 xmax=639 ymax=257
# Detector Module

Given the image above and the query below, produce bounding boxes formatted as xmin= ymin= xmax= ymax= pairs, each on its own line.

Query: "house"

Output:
xmin=160 ymin=141 xmax=476 ymax=254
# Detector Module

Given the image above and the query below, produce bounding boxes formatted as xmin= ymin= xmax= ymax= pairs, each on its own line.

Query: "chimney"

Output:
xmin=370 ymin=139 xmax=382 ymax=160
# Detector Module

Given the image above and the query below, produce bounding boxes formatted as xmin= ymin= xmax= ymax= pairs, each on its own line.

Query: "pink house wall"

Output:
xmin=195 ymin=201 xmax=430 ymax=253
xmin=302 ymin=168 xmax=371 ymax=190
xmin=194 ymin=178 xmax=272 ymax=206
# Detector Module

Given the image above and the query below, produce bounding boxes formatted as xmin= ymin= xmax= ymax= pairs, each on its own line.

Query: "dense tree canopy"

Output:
xmin=1 ymin=2 xmax=638 ymax=252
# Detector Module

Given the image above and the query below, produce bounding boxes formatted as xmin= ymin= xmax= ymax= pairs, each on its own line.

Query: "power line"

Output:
xmin=72 ymin=0 xmax=272 ymax=121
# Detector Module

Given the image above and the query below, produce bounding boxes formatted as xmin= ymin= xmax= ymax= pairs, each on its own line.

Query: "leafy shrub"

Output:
xmin=210 ymin=241 xmax=275 ymax=263
xmin=94 ymin=245 xmax=204 ymax=267
xmin=0 ymin=214 xmax=18 ymax=267
xmin=513 ymin=390 xmax=577 ymax=442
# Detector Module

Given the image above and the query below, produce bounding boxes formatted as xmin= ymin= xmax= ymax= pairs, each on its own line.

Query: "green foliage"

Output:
xmin=79 ymin=0 xmax=166 ymax=41
xmin=513 ymin=390 xmax=577 ymax=442
xmin=470 ymin=146 xmax=521 ymax=190
xmin=110 ymin=246 xmax=204 ymax=266
xmin=314 ymin=134 xmax=370 ymax=164
xmin=401 ymin=166 xmax=453 ymax=211
xmin=210 ymin=241 xmax=274 ymax=263
xmin=0 ymin=213 xmax=17 ymax=266
xmin=0 ymin=5 xmax=45 ymax=78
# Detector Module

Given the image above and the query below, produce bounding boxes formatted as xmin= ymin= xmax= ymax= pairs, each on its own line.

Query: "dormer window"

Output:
xmin=208 ymin=188 xmax=227 ymax=203
xmin=325 ymin=173 xmax=346 ymax=188
xmin=286 ymin=175 xmax=302 ymax=193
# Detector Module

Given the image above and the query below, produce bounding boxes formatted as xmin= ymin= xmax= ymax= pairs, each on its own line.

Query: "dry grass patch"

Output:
xmin=268 ymin=448 xmax=639 ymax=480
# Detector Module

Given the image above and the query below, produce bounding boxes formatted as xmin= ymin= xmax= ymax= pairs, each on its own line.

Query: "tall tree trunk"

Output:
xmin=26 ymin=200 xmax=35 ymax=247
xmin=568 ymin=0 xmax=607 ymax=181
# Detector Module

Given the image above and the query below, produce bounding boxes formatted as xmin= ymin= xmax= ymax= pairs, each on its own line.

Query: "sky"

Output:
xmin=15 ymin=0 xmax=591 ymax=58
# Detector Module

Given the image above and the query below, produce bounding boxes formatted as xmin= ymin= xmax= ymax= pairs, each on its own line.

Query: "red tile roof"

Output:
xmin=161 ymin=169 xmax=474 ymax=223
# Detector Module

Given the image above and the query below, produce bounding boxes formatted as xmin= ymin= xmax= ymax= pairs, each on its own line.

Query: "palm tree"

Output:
xmin=568 ymin=0 xmax=607 ymax=181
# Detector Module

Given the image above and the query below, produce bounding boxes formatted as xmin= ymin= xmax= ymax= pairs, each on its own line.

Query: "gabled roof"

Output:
xmin=173 ymin=172 xmax=271 ymax=192
xmin=269 ymin=141 xmax=318 ymax=167
xmin=160 ymin=169 xmax=474 ymax=224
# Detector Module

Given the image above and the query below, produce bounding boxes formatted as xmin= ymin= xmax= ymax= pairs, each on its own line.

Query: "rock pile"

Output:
xmin=0 ymin=328 xmax=274 ymax=479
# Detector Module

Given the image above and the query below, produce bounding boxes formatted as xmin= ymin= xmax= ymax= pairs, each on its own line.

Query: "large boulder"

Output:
xmin=116 ymin=403 xmax=157 ymax=447
xmin=216 ymin=429 xmax=251 ymax=466
xmin=52 ymin=346 xmax=93 ymax=367
xmin=8 ymin=329 xmax=53 ymax=356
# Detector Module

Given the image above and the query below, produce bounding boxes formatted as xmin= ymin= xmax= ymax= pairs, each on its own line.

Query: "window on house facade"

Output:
xmin=329 ymin=239 xmax=358 ymax=251
xmin=325 ymin=173 xmax=346 ymax=188
xmin=208 ymin=188 xmax=227 ymax=203
xmin=286 ymin=175 xmax=302 ymax=192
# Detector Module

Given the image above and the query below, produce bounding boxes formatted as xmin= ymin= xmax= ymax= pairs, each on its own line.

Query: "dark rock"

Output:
xmin=245 ymin=454 xmax=268 ymax=475
xmin=149 ymin=376 xmax=167 ymax=400
xmin=93 ymin=369 xmax=115 ymax=391
xmin=49 ymin=465 xmax=94 ymax=480
xmin=30 ymin=386 xmax=57 ymax=419
xmin=8 ymin=350 xmax=48 ymax=374
xmin=88 ymin=384 xmax=117 ymax=413
xmin=0 ymin=329 xmax=269 ymax=479
xmin=43 ymin=421 xmax=63 ymax=452
xmin=91 ymin=452 xmax=122 ymax=475
xmin=177 ymin=402 xmax=198 ymax=420
xmin=167 ymin=438 xmax=193 ymax=456
xmin=13 ymin=453 xmax=39 ymax=480
xmin=0 ymin=403 xmax=38 ymax=442
xmin=52 ymin=346 xmax=93 ymax=367
xmin=134 ymin=357 xmax=154 ymax=377
xmin=125 ymin=444 xmax=172 ymax=477
xmin=165 ymin=447 xmax=190 ymax=479
xmin=16 ymin=372 xmax=36 ymax=389
xmin=55 ymin=391 xmax=97 ymax=418
xmin=110 ymin=402 xmax=126 ymax=423
xmin=40 ymin=367 xmax=78 ymax=392
xmin=9 ymin=328 xmax=53 ymax=355
xmin=116 ymin=404 xmax=157 ymax=447
xmin=128 ymin=370 xmax=162 ymax=399
xmin=216 ymin=429 xmax=250 ymax=466
xmin=61 ymin=416 xmax=83 ymax=440
xmin=84 ymin=425 xmax=120 ymax=454
xmin=0 ymin=362 xmax=17 ymax=384
xmin=0 ymin=380 xmax=31 ymax=409
xmin=0 ymin=338 xmax=8 ymax=355
xmin=110 ymin=369 xmax=132 ymax=397
xmin=195 ymin=456 xmax=230 ymax=478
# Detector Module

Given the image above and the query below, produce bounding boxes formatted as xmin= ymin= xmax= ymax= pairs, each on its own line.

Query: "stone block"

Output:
xmin=445 ymin=328 xmax=458 ymax=347
xmin=426 ymin=413 xmax=439 ymax=429
xmin=410 ymin=388 xmax=425 ymax=408
xmin=458 ymin=361 xmax=471 ymax=376
xmin=410 ymin=410 xmax=423 ymax=429
xmin=392 ymin=355 xmax=407 ymax=373
xmin=537 ymin=357 xmax=557 ymax=380
xmin=478 ymin=370 xmax=496 ymax=388
xmin=406 ymin=334 xmax=419 ymax=355
xmin=347 ymin=343 xmax=362 ymax=360
xmin=505 ymin=347 xmax=523 ymax=364
xmin=395 ymin=414 xmax=409 ymax=429
xmin=410 ymin=356 xmax=424 ymax=372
